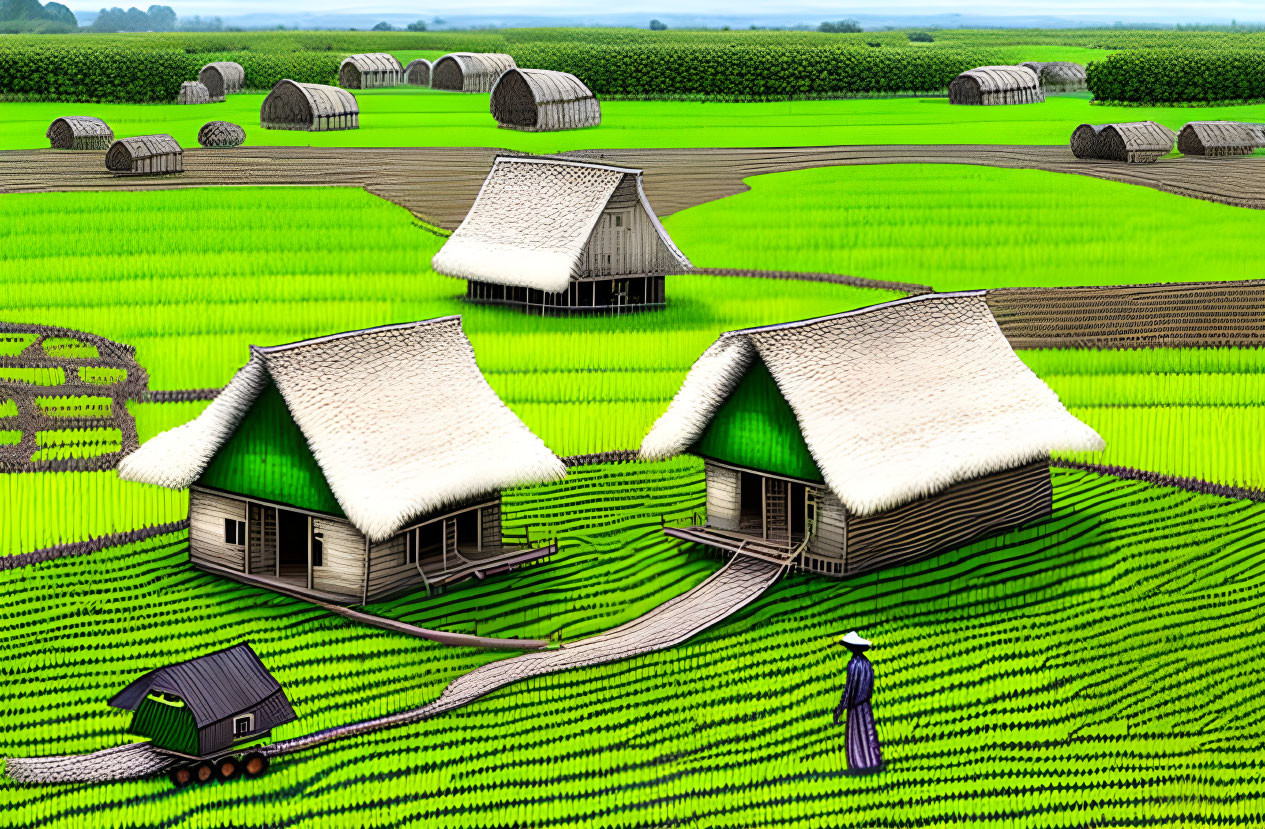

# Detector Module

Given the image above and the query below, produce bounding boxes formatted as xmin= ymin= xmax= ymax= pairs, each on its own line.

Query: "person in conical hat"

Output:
xmin=833 ymin=630 xmax=885 ymax=774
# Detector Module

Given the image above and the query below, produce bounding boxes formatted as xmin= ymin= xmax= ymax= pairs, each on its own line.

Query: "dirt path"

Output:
xmin=1 ymin=146 xmax=1261 ymax=230
xmin=6 ymin=554 xmax=783 ymax=785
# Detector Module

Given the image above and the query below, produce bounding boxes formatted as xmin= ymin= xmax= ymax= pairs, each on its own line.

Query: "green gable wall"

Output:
xmin=130 ymin=694 xmax=199 ymax=756
xmin=198 ymin=382 xmax=346 ymax=516
xmin=690 ymin=359 xmax=823 ymax=482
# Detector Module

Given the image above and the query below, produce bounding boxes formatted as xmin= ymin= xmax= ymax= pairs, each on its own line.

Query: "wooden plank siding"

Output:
xmin=581 ymin=174 xmax=675 ymax=280
xmin=247 ymin=502 xmax=277 ymax=574
xmin=189 ymin=489 xmax=247 ymax=572
xmin=843 ymin=460 xmax=1052 ymax=576
xmin=704 ymin=462 xmax=741 ymax=530
xmin=311 ymin=518 xmax=366 ymax=598
xmin=807 ymin=487 xmax=846 ymax=566
xmin=480 ymin=503 xmax=503 ymax=553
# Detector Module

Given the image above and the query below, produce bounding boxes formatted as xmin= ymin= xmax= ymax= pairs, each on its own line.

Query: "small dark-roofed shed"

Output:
xmin=405 ymin=58 xmax=432 ymax=86
xmin=105 ymin=134 xmax=183 ymax=175
xmin=199 ymin=61 xmax=245 ymax=100
xmin=198 ymin=120 xmax=246 ymax=148
xmin=46 ymin=116 xmax=113 ymax=150
xmin=1070 ymin=121 xmax=1176 ymax=163
xmin=431 ymin=52 xmax=517 ymax=93
xmin=949 ymin=65 xmax=1043 ymax=105
xmin=1178 ymin=121 xmax=1265 ymax=156
xmin=109 ymin=643 xmax=296 ymax=757
xmin=491 ymin=68 xmax=600 ymax=132
xmin=261 ymin=80 xmax=359 ymax=132
xmin=339 ymin=53 xmax=403 ymax=89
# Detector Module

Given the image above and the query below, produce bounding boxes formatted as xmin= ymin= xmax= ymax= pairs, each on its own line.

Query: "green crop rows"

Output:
xmin=3 ymin=468 xmax=1263 ymax=826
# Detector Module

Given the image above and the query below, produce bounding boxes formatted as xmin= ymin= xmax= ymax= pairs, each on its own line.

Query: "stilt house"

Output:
xmin=118 ymin=317 xmax=567 ymax=603
xmin=432 ymin=157 xmax=691 ymax=314
xmin=639 ymin=292 xmax=1103 ymax=577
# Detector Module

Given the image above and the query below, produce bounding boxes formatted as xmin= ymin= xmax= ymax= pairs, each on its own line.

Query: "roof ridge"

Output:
xmin=252 ymin=316 xmax=461 ymax=355
xmin=493 ymin=154 xmax=644 ymax=176
xmin=720 ymin=290 xmax=987 ymax=338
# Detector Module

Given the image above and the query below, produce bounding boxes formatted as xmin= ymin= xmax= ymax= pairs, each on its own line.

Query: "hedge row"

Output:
xmin=0 ymin=30 xmax=507 ymax=53
xmin=508 ymin=42 xmax=1003 ymax=98
xmin=0 ymin=45 xmax=340 ymax=102
xmin=1087 ymin=48 xmax=1265 ymax=103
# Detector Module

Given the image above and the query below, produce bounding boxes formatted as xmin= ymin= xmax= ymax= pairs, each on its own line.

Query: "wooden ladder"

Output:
xmin=764 ymin=478 xmax=789 ymax=542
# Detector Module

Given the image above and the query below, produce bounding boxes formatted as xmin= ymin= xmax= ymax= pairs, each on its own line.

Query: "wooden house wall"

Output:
xmin=190 ymin=489 xmax=247 ymax=571
xmin=196 ymin=690 xmax=294 ymax=755
xmin=807 ymin=487 xmax=846 ymax=563
xmin=481 ymin=503 xmax=504 ymax=552
xmin=704 ymin=462 xmax=741 ymax=530
xmin=311 ymin=517 xmax=366 ymax=597
xmin=367 ymin=533 xmax=426 ymax=600
xmin=581 ymin=176 xmax=673 ymax=279
xmin=843 ymin=460 xmax=1051 ymax=576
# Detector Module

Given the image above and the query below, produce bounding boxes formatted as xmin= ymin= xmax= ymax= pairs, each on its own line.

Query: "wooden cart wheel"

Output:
xmin=216 ymin=755 xmax=241 ymax=780
xmin=194 ymin=761 xmax=216 ymax=784
xmin=242 ymin=752 xmax=269 ymax=778
xmin=169 ymin=766 xmax=194 ymax=788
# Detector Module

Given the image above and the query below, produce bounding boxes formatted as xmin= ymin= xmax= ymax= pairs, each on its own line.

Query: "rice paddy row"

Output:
xmin=3 ymin=467 xmax=1263 ymax=826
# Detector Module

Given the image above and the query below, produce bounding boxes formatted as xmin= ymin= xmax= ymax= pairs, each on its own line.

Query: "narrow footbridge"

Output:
xmin=6 ymin=554 xmax=784 ymax=785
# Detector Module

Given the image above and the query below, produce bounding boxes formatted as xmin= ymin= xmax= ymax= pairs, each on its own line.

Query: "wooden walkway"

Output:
xmin=1 ymin=146 xmax=1261 ymax=231
xmin=6 ymin=553 xmax=784 ymax=785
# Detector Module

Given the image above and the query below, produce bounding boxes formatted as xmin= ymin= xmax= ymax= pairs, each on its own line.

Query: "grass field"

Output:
xmin=663 ymin=164 xmax=1265 ymax=291
xmin=4 ymin=90 xmax=1265 ymax=152
xmin=3 ymin=467 xmax=1263 ymax=826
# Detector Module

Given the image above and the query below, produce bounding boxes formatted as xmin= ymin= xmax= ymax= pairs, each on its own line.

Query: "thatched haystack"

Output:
xmin=490 ymin=68 xmax=600 ymax=132
xmin=105 ymin=135 xmax=183 ymax=176
xmin=197 ymin=121 xmax=246 ymax=148
xmin=177 ymin=81 xmax=212 ymax=105
xmin=198 ymin=61 xmax=245 ymax=101
xmin=1177 ymin=121 xmax=1265 ymax=156
xmin=404 ymin=58 xmax=432 ymax=87
xmin=339 ymin=53 xmax=403 ymax=89
xmin=1070 ymin=121 xmax=1176 ymax=163
xmin=261 ymin=80 xmax=359 ymax=131
xmin=431 ymin=52 xmax=517 ymax=93
xmin=46 ymin=116 xmax=113 ymax=150
xmin=1019 ymin=61 xmax=1087 ymax=93
xmin=948 ymin=66 xmax=1043 ymax=105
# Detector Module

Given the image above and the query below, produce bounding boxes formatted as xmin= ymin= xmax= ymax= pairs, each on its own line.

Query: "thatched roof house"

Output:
xmin=261 ymin=80 xmax=359 ymax=132
xmin=433 ymin=157 xmax=690 ymax=313
xmin=1019 ymin=61 xmax=1087 ymax=93
xmin=404 ymin=58 xmax=432 ymax=87
xmin=339 ymin=53 xmax=403 ymax=89
xmin=1070 ymin=121 xmax=1176 ymax=163
xmin=46 ymin=116 xmax=112 ymax=150
xmin=105 ymin=135 xmax=183 ymax=176
xmin=199 ymin=61 xmax=245 ymax=100
xmin=110 ymin=643 xmax=295 ymax=763
xmin=198 ymin=121 xmax=246 ymax=149
xmin=431 ymin=52 xmax=517 ymax=93
xmin=1177 ymin=121 xmax=1265 ymax=157
xmin=640 ymin=292 xmax=1102 ymax=577
xmin=118 ymin=317 xmax=566 ymax=602
xmin=177 ymin=81 xmax=212 ymax=105
xmin=948 ymin=65 xmax=1043 ymax=105
xmin=490 ymin=68 xmax=600 ymax=132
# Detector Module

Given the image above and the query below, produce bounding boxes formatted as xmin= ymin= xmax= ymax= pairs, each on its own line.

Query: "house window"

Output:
xmin=224 ymin=519 xmax=245 ymax=546
xmin=233 ymin=714 xmax=254 ymax=736
xmin=614 ymin=214 xmax=623 ymax=227
xmin=311 ymin=528 xmax=324 ymax=567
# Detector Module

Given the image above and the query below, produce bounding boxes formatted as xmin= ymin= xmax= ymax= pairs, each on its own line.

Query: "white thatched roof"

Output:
xmin=118 ymin=317 xmax=566 ymax=541
xmin=640 ymin=292 xmax=1103 ymax=516
xmin=431 ymin=156 xmax=691 ymax=293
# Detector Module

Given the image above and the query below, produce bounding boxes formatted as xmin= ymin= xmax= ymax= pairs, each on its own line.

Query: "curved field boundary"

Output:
xmin=688 ymin=266 xmax=932 ymax=295
xmin=0 ymin=519 xmax=188 ymax=571
xmin=1051 ymin=460 xmax=1265 ymax=503
xmin=6 ymin=553 xmax=783 ymax=785
xmin=1 ymin=147 xmax=1263 ymax=233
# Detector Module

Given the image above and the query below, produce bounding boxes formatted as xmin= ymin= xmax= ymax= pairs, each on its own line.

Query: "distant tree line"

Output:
xmin=818 ymin=19 xmax=861 ymax=33
xmin=89 ymin=4 xmax=176 ymax=31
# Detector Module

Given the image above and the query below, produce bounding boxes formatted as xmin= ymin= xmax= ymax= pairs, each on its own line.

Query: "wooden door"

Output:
xmin=249 ymin=504 xmax=277 ymax=575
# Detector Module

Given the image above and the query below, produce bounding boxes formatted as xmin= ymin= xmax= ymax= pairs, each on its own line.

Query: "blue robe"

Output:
xmin=837 ymin=653 xmax=884 ymax=773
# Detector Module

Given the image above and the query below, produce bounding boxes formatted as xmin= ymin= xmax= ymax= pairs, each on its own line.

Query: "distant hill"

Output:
xmin=0 ymin=0 xmax=77 ymax=31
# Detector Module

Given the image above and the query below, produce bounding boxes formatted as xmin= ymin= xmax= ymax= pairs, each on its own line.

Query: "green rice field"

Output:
xmin=663 ymin=164 xmax=1265 ymax=291
xmin=4 ymin=90 xmax=1265 ymax=152
xmin=3 ymin=466 xmax=1263 ymax=826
